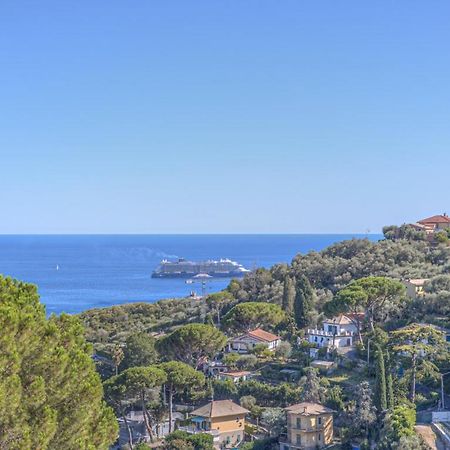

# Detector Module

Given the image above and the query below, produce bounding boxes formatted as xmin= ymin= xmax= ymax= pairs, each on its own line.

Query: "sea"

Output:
xmin=0 ymin=234 xmax=381 ymax=315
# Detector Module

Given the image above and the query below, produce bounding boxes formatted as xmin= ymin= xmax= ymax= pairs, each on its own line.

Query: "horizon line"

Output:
xmin=0 ymin=232 xmax=383 ymax=236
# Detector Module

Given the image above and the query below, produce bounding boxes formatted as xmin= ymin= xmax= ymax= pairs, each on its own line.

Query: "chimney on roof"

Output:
xmin=303 ymin=406 xmax=307 ymax=413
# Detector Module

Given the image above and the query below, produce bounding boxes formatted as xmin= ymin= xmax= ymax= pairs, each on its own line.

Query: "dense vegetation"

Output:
xmin=0 ymin=276 xmax=117 ymax=449
xmin=227 ymin=237 xmax=450 ymax=329
xmin=81 ymin=237 xmax=450 ymax=351
xmin=24 ymin=233 xmax=448 ymax=449
xmin=80 ymin=297 xmax=210 ymax=352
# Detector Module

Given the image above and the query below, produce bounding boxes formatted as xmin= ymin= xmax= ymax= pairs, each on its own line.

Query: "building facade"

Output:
xmin=403 ymin=278 xmax=428 ymax=299
xmin=306 ymin=315 xmax=357 ymax=350
xmin=219 ymin=371 xmax=252 ymax=383
xmin=280 ymin=402 xmax=335 ymax=450
xmin=229 ymin=328 xmax=281 ymax=353
xmin=187 ymin=400 xmax=249 ymax=449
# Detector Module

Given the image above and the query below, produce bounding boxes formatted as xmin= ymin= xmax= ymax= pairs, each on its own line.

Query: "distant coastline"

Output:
xmin=0 ymin=234 xmax=382 ymax=315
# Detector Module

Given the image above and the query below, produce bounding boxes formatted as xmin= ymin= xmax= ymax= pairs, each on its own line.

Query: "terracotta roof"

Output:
xmin=246 ymin=328 xmax=281 ymax=342
xmin=418 ymin=215 xmax=450 ymax=225
xmin=191 ymin=400 xmax=249 ymax=418
xmin=285 ymin=402 xmax=335 ymax=416
xmin=324 ymin=314 xmax=353 ymax=325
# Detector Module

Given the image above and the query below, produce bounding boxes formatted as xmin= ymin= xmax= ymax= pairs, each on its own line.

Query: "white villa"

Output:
xmin=219 ymin=370 xmax=252 ymax=383
xmin=306 ymin=315 xmax=358 ymax=351
xmin=228 ymin=328 xmax=281 ymax=353
xmin=403 ymin=278 xmax=428 ymax=299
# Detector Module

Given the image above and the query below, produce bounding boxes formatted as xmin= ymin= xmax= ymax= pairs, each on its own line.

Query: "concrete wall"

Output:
xmin=432 ymin=411 xmax=450 ymax=422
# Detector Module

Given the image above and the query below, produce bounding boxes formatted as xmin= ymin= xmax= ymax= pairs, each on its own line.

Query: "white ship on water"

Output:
xmin=152 ymin=258 xmax=250 ymax=278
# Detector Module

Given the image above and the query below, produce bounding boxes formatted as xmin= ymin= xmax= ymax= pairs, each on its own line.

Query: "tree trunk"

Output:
xmin=356 ymin=319 xmax=364 ymax=346
xmin=122 ymin=411 xmax=134 ymax=449
xmin=369 ymin=309 xmax=375 ymax=332
xmin=141 ymin=392 xmax=155 ymax=442
xmin=168 ymin=388 xmax=174 ymax=433
xmin=350 ymin=316 xmax=364 ymax=346
xmin=144 ymin=409 xmax=156 ymax=443
xmin=411 ymin=353 xmax=417 ymax=403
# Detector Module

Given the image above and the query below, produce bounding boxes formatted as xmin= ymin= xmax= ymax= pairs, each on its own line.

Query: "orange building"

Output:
xmin=280 ymin=402 xmax=335 ymax=450
xmin=189 ymin=399 xmax=249 ymax=449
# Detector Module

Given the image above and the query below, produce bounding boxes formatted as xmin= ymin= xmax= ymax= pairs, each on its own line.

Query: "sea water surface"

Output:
xmin=0 ymin=234 xmax=381 ymax=315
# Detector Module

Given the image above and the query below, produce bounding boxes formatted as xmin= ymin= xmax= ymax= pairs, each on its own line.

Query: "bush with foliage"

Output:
xmin=164 ymin=430 xmax=214 ymax=450
xmin=240 ymin=437 xmax=279 ymax=450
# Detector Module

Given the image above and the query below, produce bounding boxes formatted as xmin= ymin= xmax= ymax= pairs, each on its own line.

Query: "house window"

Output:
xmin=296 ymin=434 xmax=301 ymax=445
xmin=296 ymin=417 xmax=301 ymax=428
xmin=314 ymin=337 xmax=318 ymax=342
xmin=318 ymin=417 xmax=322 ymax=425
xmin=319 ymin=433 xmax=322 ymax=441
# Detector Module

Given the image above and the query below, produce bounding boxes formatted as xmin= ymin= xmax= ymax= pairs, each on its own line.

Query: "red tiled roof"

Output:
xmin=418 ymin=215 xmax=450 ymax=225
xmin=247 ymin=328 xmax=281 ymax=342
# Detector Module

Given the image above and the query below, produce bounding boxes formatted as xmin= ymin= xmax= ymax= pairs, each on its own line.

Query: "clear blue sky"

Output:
xmin=1 ymin=1 xmax=449 ymax=234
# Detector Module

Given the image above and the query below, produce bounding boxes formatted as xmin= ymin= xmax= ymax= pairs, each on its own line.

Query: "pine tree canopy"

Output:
xmin=0 ymin=276 xmax=118 ymax=449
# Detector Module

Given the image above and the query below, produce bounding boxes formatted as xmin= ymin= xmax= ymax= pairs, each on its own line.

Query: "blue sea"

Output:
xmin=0 ymin=234 xmax=380 ymax=315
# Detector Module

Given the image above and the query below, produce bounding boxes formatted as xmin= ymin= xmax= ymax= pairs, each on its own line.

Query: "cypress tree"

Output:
xmin=282 ymin=275 xmax=296 ymax=315
xmin=294 ymin=275 xmax=315 ymax=329
xmin=385 ymin=350 xmax=395 ymax=409
xmin=374 ymin=345 xmax=387 ymax=412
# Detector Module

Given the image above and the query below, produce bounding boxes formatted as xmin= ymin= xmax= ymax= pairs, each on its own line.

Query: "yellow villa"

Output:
xmin=280 ymin=402 xmax=335 ymax=450
xmin=188 ymin=399 xmax=249 ymax=449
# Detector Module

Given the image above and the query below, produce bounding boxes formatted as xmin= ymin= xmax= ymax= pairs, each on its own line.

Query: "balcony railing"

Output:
xmin=307 ymin=328 xmax=354 ymax=337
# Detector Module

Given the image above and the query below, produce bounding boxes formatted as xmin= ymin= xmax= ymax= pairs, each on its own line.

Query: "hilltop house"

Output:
xmin=228 ymin=328 xmax=281 ymax=353
xmin=417 ymin=214 xmax=450 ymax=233
xmin=306 ymin=315 xmax=357 ymax=353
xmin=280 ymin=402 xmax=335 ymax=449
xmin=180 ymin=399 xmax=249 ymax=449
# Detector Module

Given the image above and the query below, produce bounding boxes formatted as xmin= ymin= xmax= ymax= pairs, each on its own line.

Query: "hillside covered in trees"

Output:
xmin=81 ymin=236 xmax=450 ymax=350
xmin=3 ymin=233 xmax=450 ymax=449
xmin=76 ymin=233 xmax=450 ymax=449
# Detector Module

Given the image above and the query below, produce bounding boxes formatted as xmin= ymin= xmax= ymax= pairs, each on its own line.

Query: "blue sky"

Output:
xmin=1 ymin=1 xmax=449 ymax=233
